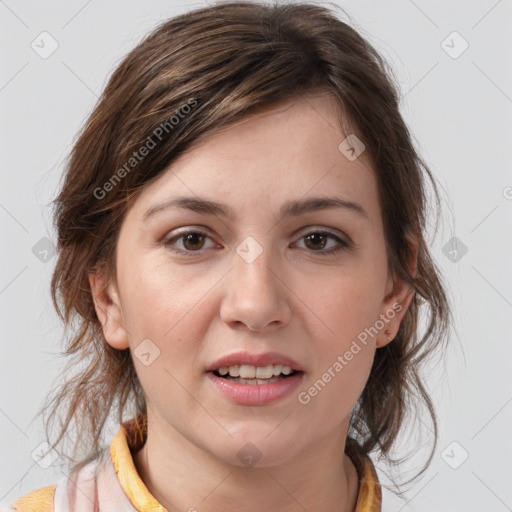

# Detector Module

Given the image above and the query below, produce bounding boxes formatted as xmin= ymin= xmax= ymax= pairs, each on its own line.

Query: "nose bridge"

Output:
xmin=220 ymin=236 xmax=291 ymax=330
xmin=236 ymin=239 xmax=277 ymax=290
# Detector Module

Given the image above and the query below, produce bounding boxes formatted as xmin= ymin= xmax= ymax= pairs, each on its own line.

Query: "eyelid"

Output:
xmin=294 ymin=224 xmax=352 ymax=243
xmin=294 ymin=225 xmax=348 ymax=240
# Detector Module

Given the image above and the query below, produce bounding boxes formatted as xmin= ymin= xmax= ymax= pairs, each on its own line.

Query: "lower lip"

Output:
xmin=206 ymin=371 xmax=304 ymax=405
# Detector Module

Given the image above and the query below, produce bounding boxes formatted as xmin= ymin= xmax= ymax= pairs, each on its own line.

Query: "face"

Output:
xmin=90 ymin=93 xmax=415 ymax=468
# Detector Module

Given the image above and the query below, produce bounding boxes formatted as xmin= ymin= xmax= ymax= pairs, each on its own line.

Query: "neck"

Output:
xmin=132 ymin=413 xmax=360 ymax=512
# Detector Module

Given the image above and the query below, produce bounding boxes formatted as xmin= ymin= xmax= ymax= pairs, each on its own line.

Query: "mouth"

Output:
xmin=210 ymin=364 xmax=302 ymax=385
xmin=206 ymin=363 xmax=305 ymax=405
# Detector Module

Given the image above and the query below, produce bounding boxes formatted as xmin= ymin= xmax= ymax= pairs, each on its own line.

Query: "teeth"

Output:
xmin=226 ymin=376 xmax=283 ymax=385
xmin=272 ymin=365 xmax=282 ymax=376
xmin=281 ymin=366 xmax=293 ymax=375
xmin=216 ymin=364 xmax=296 ymax=379
xmin=256 ymin=365 xmax=273 ymax=379
xmin=239 ymin=364 xmax=256 ymax=379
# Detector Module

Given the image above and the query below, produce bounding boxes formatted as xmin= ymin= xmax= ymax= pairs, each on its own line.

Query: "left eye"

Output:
xmin=293 ymin=231 xmax=350 ymax=255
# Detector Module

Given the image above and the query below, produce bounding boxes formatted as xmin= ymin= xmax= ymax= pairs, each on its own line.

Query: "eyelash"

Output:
xmin=162 ymin=229 xmax=351 ymax=257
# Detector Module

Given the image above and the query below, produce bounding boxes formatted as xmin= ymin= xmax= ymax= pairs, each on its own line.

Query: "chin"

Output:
xmin=211 ymin=432 xmax=300 ymax=469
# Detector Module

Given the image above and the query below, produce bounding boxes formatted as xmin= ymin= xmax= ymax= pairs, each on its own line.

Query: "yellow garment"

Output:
xmin=8 ymin=415 xmax=382 ymax=511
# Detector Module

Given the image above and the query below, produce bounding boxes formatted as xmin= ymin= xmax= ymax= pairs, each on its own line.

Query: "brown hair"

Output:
xmin=40 ymin=0 xmax=452 ymax=493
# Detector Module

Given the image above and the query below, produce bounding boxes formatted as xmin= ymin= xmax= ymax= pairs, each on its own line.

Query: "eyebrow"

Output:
xmin=143 ymin=195 xmax=370 ymax=222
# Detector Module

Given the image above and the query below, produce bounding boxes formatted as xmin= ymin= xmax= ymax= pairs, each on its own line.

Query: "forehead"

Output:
xmin=127 ymin=93 xmax=380 ymax=224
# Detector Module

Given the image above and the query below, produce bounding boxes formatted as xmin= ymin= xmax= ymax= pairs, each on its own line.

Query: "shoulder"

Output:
xmin=5 ymin=484 xmax=57 ymax=512
xmin=5 ymin=447 xmax=134 ymax=512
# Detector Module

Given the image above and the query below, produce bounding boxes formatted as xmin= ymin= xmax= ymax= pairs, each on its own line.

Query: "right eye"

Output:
xmin=163 ymin=230 xmax=218 ymax=255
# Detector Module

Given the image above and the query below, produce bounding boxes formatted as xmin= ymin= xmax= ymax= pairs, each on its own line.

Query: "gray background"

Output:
xmin=1 ymin=1 xmax=511 ymax=510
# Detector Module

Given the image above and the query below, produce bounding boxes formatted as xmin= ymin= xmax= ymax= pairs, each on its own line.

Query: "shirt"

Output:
xmin=5 ymin=414 xmax=382 ymax=511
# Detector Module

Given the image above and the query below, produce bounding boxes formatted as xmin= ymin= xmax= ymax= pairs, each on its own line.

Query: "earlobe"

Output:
xmin=376 ymin=286 xmax=415 ymax=348
xmin=88 ymin=270 xmax=129 ymax=350
xmin=377 ymin=233 xmax=419 ymax=349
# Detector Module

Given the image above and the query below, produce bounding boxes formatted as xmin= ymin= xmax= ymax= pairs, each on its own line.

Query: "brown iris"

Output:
xmin=303 ymin=233 xmax=328 ymax=251
xmin=182 ymin=233 xmax=206 ymax=251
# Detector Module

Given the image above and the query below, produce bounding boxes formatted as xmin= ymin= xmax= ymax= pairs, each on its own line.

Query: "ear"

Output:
xmin=377 ymin=233 xmax=418 ymax=349
xmin=88 ymin=268 xmax=129 ymax=350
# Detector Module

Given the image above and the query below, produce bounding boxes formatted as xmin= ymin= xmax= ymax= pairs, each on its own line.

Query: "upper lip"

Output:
xmin=206 ymin=351 xmax=304 ymax=372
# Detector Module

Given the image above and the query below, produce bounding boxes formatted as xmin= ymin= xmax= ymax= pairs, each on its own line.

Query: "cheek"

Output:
xmin=119 ymin=256 xmax=218 ymax=354
xmin=300 ymin=339 xmax=375 ymax=420
xmin=298 ymin=277 xmax=380 ymax=406
xmin=120 ymin=261 xmax=213 ymax=407
xmin=304 ymin=271 xmax=385 ymax=343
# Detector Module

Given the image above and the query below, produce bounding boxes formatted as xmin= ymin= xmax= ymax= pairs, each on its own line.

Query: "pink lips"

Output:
xmin=206 ymin=371 xmax=304 ymax=405
xmin=205 ymin=350 xmax=304 ymax=373
xmin=205 ymin=350 xmax=305 ymax=405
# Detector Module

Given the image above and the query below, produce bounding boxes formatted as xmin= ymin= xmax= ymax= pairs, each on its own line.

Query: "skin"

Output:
xmin=89 ymin=92 xmax=417 ymax=512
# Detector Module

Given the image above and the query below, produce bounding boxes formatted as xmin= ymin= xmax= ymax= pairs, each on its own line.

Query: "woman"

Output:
xmin=6 ymin=1 xmax=451 ymax=511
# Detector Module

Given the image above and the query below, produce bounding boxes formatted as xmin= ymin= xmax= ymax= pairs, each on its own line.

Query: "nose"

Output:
xmin=219 ymin=243 xmax=292 ymax=332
